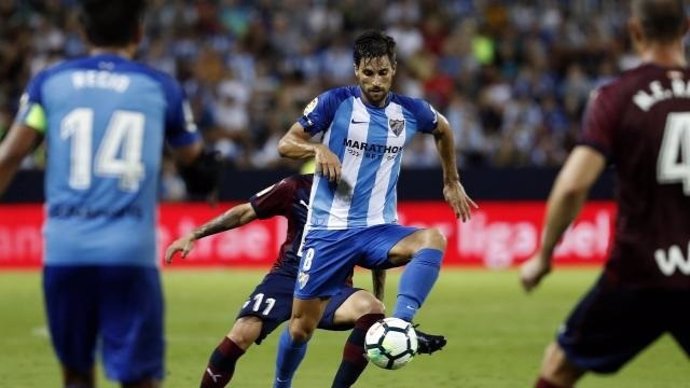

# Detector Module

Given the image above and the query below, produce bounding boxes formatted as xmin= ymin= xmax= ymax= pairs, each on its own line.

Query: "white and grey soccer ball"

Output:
xmin=364 ymin=317 xmax=418 ymax=370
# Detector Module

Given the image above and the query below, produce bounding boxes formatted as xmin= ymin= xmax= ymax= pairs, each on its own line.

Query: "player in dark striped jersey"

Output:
xmin=165 ymin=174 xmax=446 ymax=388
xmin=520 ymin=1 xmax=690 ymax=387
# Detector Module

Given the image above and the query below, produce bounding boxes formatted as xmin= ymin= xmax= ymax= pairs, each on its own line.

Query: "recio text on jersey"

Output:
xmin=72 ymin=70 xmax=130 ymax=93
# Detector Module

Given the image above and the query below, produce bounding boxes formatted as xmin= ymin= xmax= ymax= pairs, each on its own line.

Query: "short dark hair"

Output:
xmin=78 ymin=0 xmax=147 ymax=47
xmin=353 ymin=30 xmax=397 ymax=67
xmin=632 ymin=0 xmax=687 ymax=42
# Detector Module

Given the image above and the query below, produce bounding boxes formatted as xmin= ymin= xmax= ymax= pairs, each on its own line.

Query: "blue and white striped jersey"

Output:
xmin=298 ymin=86 xmax=438 ymax=230
xmin=16 ymin=54 xmax=200 ymax=267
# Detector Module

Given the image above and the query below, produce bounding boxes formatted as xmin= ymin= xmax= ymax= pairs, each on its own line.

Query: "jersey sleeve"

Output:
xmin=249 ymin=178 xmax=295 ymax=219
xmin=411 ymin=99 xmax=439 ymax=134
xmin=14 ymin=72 xmax=48 ymax=134
xmin=298 ymin=89 xmax=347 ymax=136
xmin=161 ymin=77 xmax=200 ymax=148
xmin=578 ymin=88 xmax=617 ymax=157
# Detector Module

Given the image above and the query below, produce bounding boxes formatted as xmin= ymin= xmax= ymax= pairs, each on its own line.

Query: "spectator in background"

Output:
xmin=0 ymin=0 xmax=644 ymax=177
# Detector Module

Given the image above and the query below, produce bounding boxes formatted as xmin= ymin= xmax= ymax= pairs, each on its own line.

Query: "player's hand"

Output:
xmin=315 ymin=144 xmax=341 ymax=183
xmin=520 ymin=253 xmax=552 ymax=292
xmin=165 ymin=235 xmax=196 ymax=264
xmin=443 ymin=180 xmax=478 ymax=222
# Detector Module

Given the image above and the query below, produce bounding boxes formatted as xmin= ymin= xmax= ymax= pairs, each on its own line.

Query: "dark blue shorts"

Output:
xmin=295 ymin=224 xmax=418 ymax=299
xmin=557 ymin=274 xmax=690 ymax=373
xmin=43 ymin=265 xmax=164 ymax=382
xmin=236 ymin=272 xmax=360 ymax=344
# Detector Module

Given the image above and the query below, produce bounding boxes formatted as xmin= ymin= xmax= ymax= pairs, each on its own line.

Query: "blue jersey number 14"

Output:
xmin=60 ymin=108 xmax=145 ymax=192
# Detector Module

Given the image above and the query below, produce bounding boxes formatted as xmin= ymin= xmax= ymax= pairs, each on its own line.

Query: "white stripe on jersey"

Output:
xmin=299 ymin=126 xmax=333 ymax=254
xmin=326 ymin=99 xmax=370 ymax=228
xmin=366 ymin=102 xmax=406 ymax=225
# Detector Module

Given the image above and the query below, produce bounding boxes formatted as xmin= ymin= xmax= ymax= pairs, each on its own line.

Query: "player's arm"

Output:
xmin=278 ymin=122 xmax=341 ymax=182
xmin=433 ymin=113 xmax=478 ymax=221
xmin=171 ymin=141 xmax=224 ymax=200
xmin=163 ymin=78 xmax=223 ymax=199
xmin=170 ymin=141 xmax=203 ymax=166
xmin=520 ymin=146 xmax=606 ymax=292
xmin=165 ymin=202 xmax=257 ymax=263
xmin=372 ymin=269 xmax=386 ymax=301
xmin=0 ymin=123 xmax=42 ymax=196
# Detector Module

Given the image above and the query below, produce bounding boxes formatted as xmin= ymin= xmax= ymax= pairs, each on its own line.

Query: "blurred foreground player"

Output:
xmin=0 ymin=0 xmax=219 ymax=387
xmin=165 ymin=174 xmax=446 ymax=388
xmin=520 ymin=1 xmax=690 ymax=387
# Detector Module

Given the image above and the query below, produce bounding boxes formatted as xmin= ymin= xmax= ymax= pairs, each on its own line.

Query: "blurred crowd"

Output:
xmin=0 ymin=0 xmax=674 ymax=180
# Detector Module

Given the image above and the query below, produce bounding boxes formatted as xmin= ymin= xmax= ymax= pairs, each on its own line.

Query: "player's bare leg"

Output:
xmin=274 ymin=297 xmax=329 ymax=388
xmin=200 ymin=316 xmax=263 ymax=388
xmin=332 ymin=290 xmax=385 ymax=325
xmin=388 ymin=228 xmax=447 ymax=265
xmin=289 ymin=297 xmax=328 ymax=342
xmin=387 ymin=228 xmax=448 ymax=354
xmin=63 ymin=367 xmax=94 ymax=388
xmin=535 ymin=342 xmax=585 ymax=388
xmin=331 ymin=291 xmax=385 ymax=388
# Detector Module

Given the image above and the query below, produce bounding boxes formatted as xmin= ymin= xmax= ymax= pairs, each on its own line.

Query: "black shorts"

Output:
xmin=557 ymin=274 xmax=690 ymax=373
xmin=236 ymin=272 xmax=360 ymax=344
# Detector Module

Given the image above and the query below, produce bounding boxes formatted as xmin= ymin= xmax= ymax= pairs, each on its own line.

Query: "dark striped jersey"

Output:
xmin=249 ymin=174 xmax=313 ymax=277
xmin=581 ymin=63 xmax=690 ymax=289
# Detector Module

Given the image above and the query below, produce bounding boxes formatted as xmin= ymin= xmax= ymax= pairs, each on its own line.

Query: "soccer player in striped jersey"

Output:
xmin=0 ymin=1 xmax=218 ymax=387
xmin=273 ymin=30 xmax=477 ymax=388
xmin=521 ymin=1 xmax=690 ymax=387
xmin=167 ymin=173 xmax=424 ymax=387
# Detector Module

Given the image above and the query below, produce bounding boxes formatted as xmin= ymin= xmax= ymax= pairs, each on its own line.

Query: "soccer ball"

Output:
xmin=364 ymin=317 xmax=418 ymax=370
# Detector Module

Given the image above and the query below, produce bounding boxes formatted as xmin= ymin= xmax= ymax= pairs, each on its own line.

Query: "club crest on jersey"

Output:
xmin=389 ymin=118 xmax=405 ymax=136
xmin=298 ymin=271 xmax=310 ymax=289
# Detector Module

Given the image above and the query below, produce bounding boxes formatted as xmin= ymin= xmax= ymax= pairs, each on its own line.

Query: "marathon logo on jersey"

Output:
xmin=343 ymin=139 xmax=403 ymax=155
xmin=389 ymin=118 xmax=405 ymax=136
xmin=298 ymin=271 xmax=310 ymax=289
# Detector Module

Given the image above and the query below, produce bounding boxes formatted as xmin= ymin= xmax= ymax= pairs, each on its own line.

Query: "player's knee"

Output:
xmin=408 ymin=228 xmax=447 ymax=253
xmin=540 ymin=342 xmax=584 ymax=386
xmin=227 ymin=333 xmax=252 ymax=350
xmin=228 ymin=317 xmax=262 ymax=349
xmin=227 ymin=330 xmax=255 ymax=350
xmin=422 ymin=228 xmax=447 ymax=251
xmin=354 ymin=295 xmax=385 ymax=317
xmin=390 ymin=228 xmax=447 ymax=265
xmin=288 ymin=319 xmax=316 ymax=342
xmin=289 ymin=326 xmax=312 ymax=342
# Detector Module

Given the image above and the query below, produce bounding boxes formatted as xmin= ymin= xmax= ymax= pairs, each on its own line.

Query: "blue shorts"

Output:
xmin=43 ymin=265 xmax=164 ymax=382
xmin=557 ymin=274 xmax=690 ymax=373
xmin=295 ymin=224 xmax=418 ymax=299
xmin=236 ymin=272 xmax=361 ymax=344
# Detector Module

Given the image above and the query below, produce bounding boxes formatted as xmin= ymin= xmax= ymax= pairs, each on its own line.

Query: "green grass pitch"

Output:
xmin=0 ymin=268 xmax=687 ymax=387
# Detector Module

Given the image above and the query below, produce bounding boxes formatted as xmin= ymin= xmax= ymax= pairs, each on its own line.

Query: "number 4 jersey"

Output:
xmin=581 ymin=63 xmax=690 ymax=289
xmin=16 ymin=54 xmax=200 ymax=267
